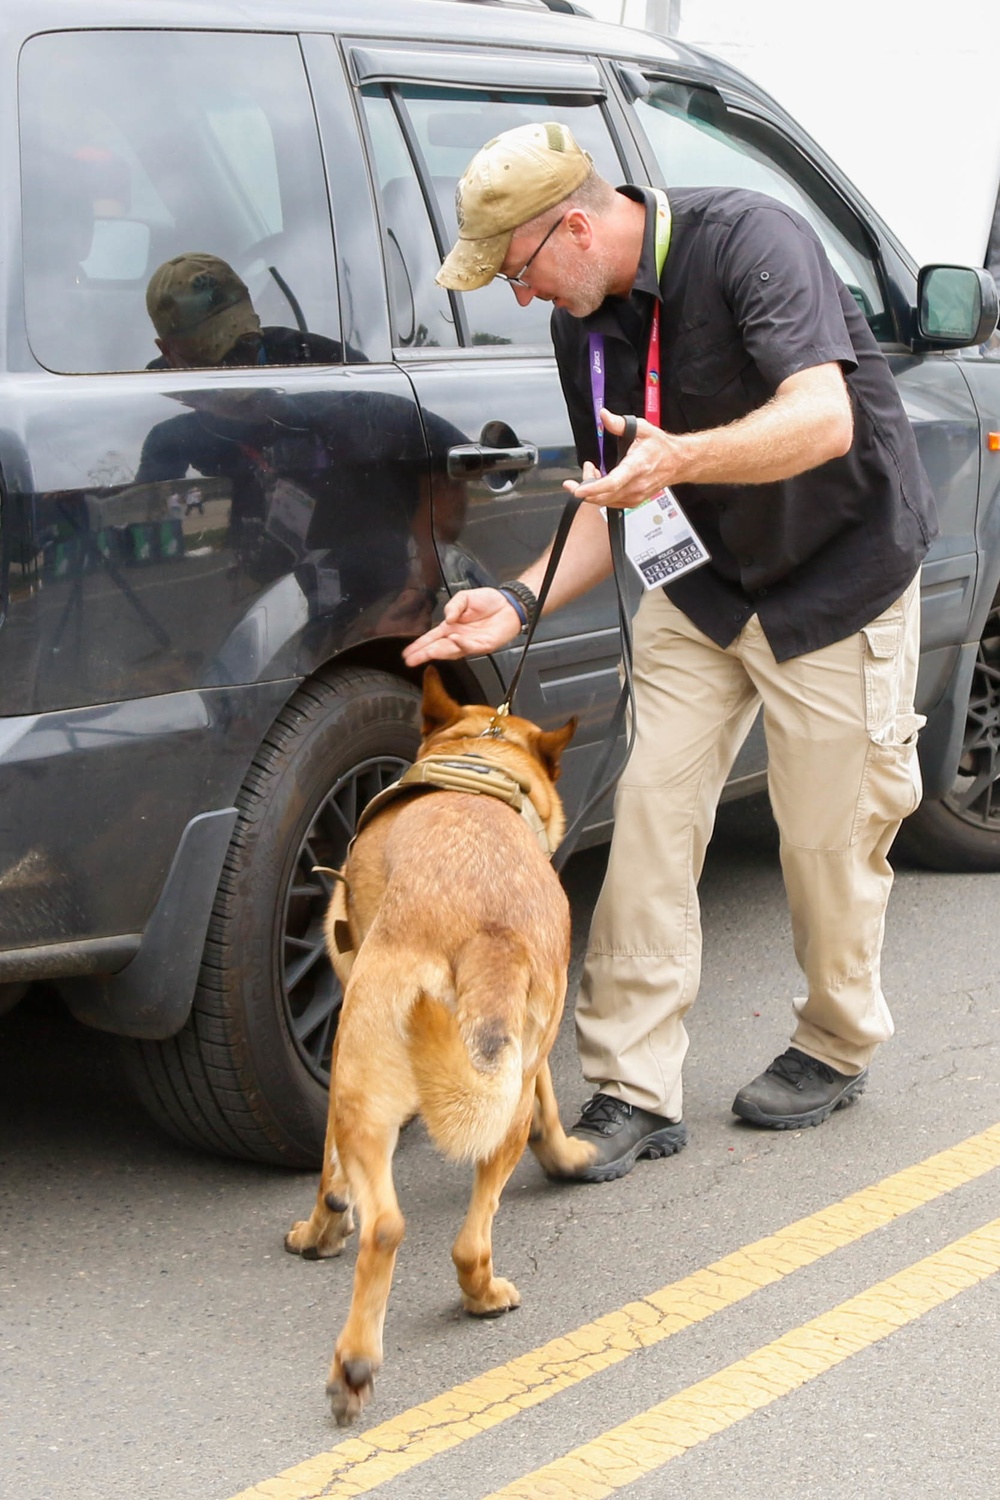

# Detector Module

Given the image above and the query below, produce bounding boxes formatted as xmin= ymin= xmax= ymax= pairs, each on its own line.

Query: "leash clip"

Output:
xmin=481 ymin=701 xmax=510 ymax=739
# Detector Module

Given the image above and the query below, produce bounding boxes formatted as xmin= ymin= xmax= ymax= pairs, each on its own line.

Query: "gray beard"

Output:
xmin=561 ymin=251 xmax=619 ymax=318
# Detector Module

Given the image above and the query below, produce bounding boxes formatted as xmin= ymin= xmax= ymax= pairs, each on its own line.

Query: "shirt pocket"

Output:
xmin=672 ymin=330 xmax=753 ymax=426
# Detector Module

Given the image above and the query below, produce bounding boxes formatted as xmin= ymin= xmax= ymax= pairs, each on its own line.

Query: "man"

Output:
xmin=404 ymin=122 xmax=937 ymax=1184
xmin=144 ymin=251 xmax=345 ymax=369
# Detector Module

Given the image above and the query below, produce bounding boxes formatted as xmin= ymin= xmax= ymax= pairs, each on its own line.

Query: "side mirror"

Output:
xmin=916 ymin=264 xmax=999 ymax=349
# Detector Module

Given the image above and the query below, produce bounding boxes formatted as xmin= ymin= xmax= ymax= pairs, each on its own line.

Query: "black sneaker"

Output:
xmin=732 ymin=1047 xmax=868 ymax=1129
xmin=550 ymin=1093 xmax=688 ymax=1183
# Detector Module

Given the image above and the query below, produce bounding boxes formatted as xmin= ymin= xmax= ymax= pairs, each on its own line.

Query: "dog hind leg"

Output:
xmin=452 ymin=1084 xmax=533 ymax=1316
xmin=284 ymin=1146 xmax=354 ymax=1259
xmin=327 ymin=1118 xmax=404 ymax=1426
xmin=527 ymin=1059 xmax=599 ymax=1178
xmin=286 ymin=1035 xmax=356 ymax=1259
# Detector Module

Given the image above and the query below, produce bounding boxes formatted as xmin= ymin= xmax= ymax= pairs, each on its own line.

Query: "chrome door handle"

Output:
xmin=446 ymin=442 xmax=538 ymax=479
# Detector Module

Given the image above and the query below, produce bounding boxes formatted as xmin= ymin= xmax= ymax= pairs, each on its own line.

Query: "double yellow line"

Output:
xmin=230 ymin=1123 xmax=1000 ymax=1500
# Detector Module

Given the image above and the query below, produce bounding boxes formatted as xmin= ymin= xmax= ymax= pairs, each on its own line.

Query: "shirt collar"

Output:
xmin=617 ymin=183 xmax=662 ymax=300
xmin=576 ymin=185 xmax=661 ymax=339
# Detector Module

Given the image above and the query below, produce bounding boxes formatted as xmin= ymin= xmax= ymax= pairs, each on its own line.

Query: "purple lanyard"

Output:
xmin=587 ymin=191 xmax=670 ymax=479
xmin=588 ymin=332 xmax=607 ymax=475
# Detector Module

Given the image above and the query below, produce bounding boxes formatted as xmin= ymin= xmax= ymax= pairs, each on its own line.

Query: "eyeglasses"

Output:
xmin=497 ymin=213 xmax=566 ymax=288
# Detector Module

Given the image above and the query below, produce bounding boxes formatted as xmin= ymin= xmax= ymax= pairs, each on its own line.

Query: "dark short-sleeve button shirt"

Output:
xmin=551 ymin=185 xmax=938 ymax=661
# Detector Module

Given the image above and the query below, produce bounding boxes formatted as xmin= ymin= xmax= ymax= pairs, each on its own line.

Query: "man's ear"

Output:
xmin=564 ymin=208 xmax=593 ymax=251
xmin=420 ymin=665 xmax=463 ymax=737
xmin=534 ymin=716 xmax=578 ymax=781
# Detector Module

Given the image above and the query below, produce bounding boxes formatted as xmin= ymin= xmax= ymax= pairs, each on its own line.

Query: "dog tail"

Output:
xmin=409 ymin=932 xmax=529 ymax=1163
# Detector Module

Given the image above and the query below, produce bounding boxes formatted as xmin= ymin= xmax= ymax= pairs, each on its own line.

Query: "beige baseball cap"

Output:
xmin=146 ymin=252 xmax=261 ymax=364
xmin=437 ymin=122 xmax=592 ymax=292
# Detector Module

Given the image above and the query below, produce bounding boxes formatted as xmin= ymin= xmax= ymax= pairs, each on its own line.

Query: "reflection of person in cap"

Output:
xmin=406 ymin=121 xmax=937 ymax=1179
xmin=137 ymin=250 xmax=468 ymax=631
xmin=145 ymin=252 xmax=344 ymax=368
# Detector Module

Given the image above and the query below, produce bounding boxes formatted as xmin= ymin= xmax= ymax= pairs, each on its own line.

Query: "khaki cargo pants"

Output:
xmin=576 ymin=573 xmax=923 ymax=1120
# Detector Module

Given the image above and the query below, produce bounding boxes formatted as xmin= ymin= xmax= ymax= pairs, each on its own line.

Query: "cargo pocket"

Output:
xmin=860 ymin=617 xmax=904 ymax=734
xmin=854 ymin=710 xmax=926 ymax=837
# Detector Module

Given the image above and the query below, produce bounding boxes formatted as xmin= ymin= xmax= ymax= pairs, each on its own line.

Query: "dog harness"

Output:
xmin=353 ymin=753 xmax=555 ymax=857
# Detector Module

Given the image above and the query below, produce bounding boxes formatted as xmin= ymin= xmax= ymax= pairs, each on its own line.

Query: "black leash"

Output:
xmin=492 ymin=493 xmax=584 ymax=717
xmin=492 ymin=415 xmax=640 ymax=872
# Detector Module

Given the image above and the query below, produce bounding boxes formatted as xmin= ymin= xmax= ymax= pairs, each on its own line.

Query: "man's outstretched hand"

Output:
xmin=402 ymin=587 xmax=522 ymax=666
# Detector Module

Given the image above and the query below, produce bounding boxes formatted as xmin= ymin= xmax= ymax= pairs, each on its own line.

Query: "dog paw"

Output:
xmin=532 ymin=1134 xmax=599 ymax=1181
xmin=284 ymin=1216 xmax=352 ymax=1259
xmin=327 ymin=1356 xmax=376 ymax=1426
xmin=284 ymin=1220 xmax=313 ymax=1255
xmin=463 ymin=1277 xmax=521 ymax=1318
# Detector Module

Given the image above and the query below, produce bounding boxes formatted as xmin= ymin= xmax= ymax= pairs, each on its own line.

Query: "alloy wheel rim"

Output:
xmin=280 ymin=753 xmax=411 ymax=1085
xmin=943 ymin=605 xmax=1000 ymax=833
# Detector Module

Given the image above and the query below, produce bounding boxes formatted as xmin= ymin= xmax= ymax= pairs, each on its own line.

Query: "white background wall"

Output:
xmin=583 ymin=0 xmax=1000 ymax=268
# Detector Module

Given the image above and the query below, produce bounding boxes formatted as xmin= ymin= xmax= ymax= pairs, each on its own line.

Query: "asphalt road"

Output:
xmin=3 ymin=794 xmax=1000 ymax=1500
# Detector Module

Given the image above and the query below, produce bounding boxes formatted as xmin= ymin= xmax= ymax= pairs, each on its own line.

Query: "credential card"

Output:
xmin=622 ymin=487 xmax=710 ymax=589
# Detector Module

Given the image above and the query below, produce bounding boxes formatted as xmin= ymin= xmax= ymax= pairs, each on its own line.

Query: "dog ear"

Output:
xmin=420 ymin=665 xmax=463 ymax=737
xmin=534 ymin=716 xmax=577 ymax=781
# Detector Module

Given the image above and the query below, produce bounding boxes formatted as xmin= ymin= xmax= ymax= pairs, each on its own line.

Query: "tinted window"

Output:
xmin=362 ymin=90 xmax=460 ymax=350
xmin=632 ymin=82 xmax=891 ymax=339
xmin=362 ymin=85 xmax=623 ymax=349
xmin=19 ymin=31 xmax=339 ymax=373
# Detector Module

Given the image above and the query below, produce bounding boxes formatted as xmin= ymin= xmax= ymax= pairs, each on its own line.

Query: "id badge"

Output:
xmin=622 ymin=487 xmax=710 ymax=589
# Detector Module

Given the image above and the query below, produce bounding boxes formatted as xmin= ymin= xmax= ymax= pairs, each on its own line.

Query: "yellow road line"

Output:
xmin=228 ymin=1123 xmax=1000 ymax=1500
xmin=485 ymin=1216 xmax=1000 ymax=1498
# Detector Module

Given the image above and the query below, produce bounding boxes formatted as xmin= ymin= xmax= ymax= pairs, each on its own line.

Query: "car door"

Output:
xmin=343 ymin=44 xmax=649 ymax=836
xmin=4 ymin=26 xmax=427 ymax=946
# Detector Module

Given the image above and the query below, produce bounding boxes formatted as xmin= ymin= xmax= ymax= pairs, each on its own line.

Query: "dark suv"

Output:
xmin=3 ymin=0 xmax=998 ymax=1166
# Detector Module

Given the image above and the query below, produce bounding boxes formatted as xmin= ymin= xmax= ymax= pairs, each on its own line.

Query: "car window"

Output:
xmin=361 ymin=84 xmax=624 ymax=350
xmin=631 ymin=81 xmax=892 ymax=340
xmin=362 ymin=90 xmax=461 ymax=350
xmin=18 ymin=30 xmax=340 ymax=373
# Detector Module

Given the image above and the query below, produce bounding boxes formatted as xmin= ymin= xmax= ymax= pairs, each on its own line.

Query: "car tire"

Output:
xmin=896 ymin=603 xmax=1000 ymax=872
xmin=120 ymin=666 xmax=421 ymax=1167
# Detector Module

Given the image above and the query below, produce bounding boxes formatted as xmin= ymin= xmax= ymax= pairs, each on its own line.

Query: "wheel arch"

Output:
xmin=319 ymin=634 xmax=493 ymax=714
xmin=58 ymin=639 xmax=493 ymax=1046
xmin=113 ymin=653 xmax=495 ymax=1165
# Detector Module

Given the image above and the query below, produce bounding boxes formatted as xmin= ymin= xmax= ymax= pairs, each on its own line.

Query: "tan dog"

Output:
xmin=285 ymin=666 xmax=593 ymax=1424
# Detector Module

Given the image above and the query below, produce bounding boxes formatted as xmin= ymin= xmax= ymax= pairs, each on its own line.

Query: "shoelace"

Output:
xmin=579 ymin=1093 xmax=632 ymax=1133
xmin=766 ymin=1048 xmax=837 ymax=1089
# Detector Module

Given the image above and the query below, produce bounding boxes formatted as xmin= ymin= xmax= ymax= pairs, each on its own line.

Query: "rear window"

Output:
xmin=18 ymin=30 xmax=339 ymax=373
